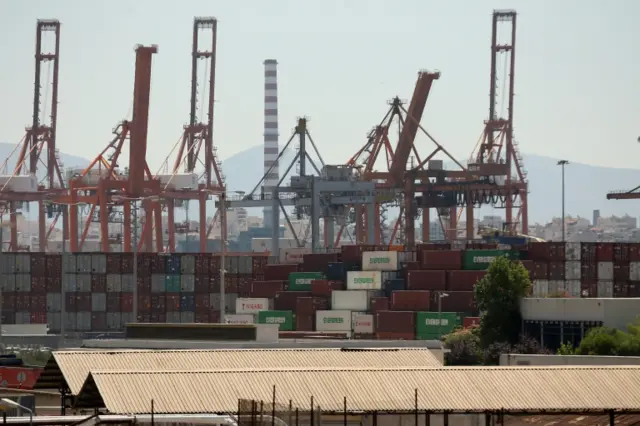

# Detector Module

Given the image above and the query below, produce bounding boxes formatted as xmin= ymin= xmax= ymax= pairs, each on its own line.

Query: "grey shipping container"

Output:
xmin=15 ymin=254 xmax=31 ymax=273
xmin=106 ymin=312 xmax=122 ymax=330
xmin=91 ymin=254 xmax=107 ymax=274
xmin=210 ymin=294 xmax=222 ymax=310
xmin=151 ymin=275 xmax=165 ymax=293
xmin=76 ymin=312 xmax=91 ymax=331
xmin=181 ymin=312 xmax=195 ymax=323
xmin=76 ymin=254 xmax=92 ymax=273
xmin=106 ymin=275 xmax=122 ymax=292
xmin=225 ymin=293 xmax=238 ymax=314
xmin=15 ymin=312 xmax=30 ymax=324
xmin=0 ymin=254 xmax=16 ymax=274
xmin=1 ymin=275 xmax=16 ymax=292
xmin=92 ymin=293 xmax=106 ymax=311
xmin=166 ymin=312 xmax=181 ymax=323
xmin=15 ymin=274 xmax=31 ymax=292
xmin=63 ymin=275 xmax=77 ymax=292
xmin=77 ymin=274 xmax=91 ymax=292
xmin=121 ymin=312 xmax=134 ymax=326
xmin=62 ymin=254 xmax=76 ymax=273
xmin=46 ymin=293 xmax=62 ymax=312
xmin=47 ymin=312 xmax=61 ymax=332
xmin=238 ymin=257 xmax=252 ymax=274
xmin=121 ymin=275 xmax=134 ymax=292
xmin=180 ymin=255 xmax=196 ymax=274
xmin=180 ymin=275 xmax=195 ymax=292
xmin=65 ymin=312 xmax=78 ymax=331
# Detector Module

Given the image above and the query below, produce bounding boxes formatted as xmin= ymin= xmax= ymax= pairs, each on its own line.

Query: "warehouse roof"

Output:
xmin=75 ymin=366 xmax=640 ymax=414
xmin=34 ymin=348 xmax=442 ymax=394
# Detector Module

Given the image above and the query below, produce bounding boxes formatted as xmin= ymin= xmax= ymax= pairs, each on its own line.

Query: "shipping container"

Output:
xmin=316 ymin=310 xmax=352 ymax=332
xmin=435 ymin=291 xmax=475 ymax=314
xmin=331 ymin=290 xmax=370 ymax=311
xmin=91 ymin=293 xmax=106 ymax=311
xmin=614 ymin=265 xmax=630 ymax=281
xmin=614 ymin=281 xmax=629 ymax=298
xmin=15 ymin=254 xmax=31 ymax=273
xmin=30 ymin=254 xmax=46 ymax=276
xmin=326 ymin=263 xmax=346 ymax=281
xmin=180 ymin=294 xmax=195 ymax=311
xmin=295 ymin=314 xmax=314 ymax=331
xmin=288 ymin=272 xmax=324 ymax=291
xmin=91 ymin=275 xmax=107 ymax=293
xmin=630 ymin=262 xmax=640 ymax=281
xmin=613 ymin=244 xmax=630 ymax=264
xmin=122 ymin=275 xmax=135 ymax=292
xmin=257 ymin=310 xmax=294 ymax=331
xmin=15 ymin=274 xmax=31 ymax=292
xmin=181 ymin=255 xmax=196 ymax=274
xmin=596 ymin=243 xmax=614 ymax=262
xmin=0 ymin=254 xmax=16 ymax=274
xmin=415 ymin=312 xmax=462 ymax=339
xmin=528 ymin=242 xmax=551 ymax=261
xmin=235 ymin=297 xmax=270 ymax=314
xmin=106 ymin=274 xmax=122 ymax=292
xmin=383 ymin=279 xmax=405 ymax=297
xmin=532 ymin=280 xmax=548 ymax=297
xmin=421 ymin=250 xmax=463 ymax=270
xmin=301 ymin=253 xmax=339 ymax=273
xmin=341 ymin=245 xmax=365 ymax=263
xmin=264 ymin=264 xmax=299 ymax=281
xmin=447 ymin=270 xmax=486 ymax=292
xmin=46 ymin=293 xmax=61 ymax=312
xmin=362 ymin=251 xmax=398 ymax=272
xmin=390 ymin=290 xmax=430 ymax=311
xmin=274 ymin=291 xmax=311 ymax=311
xmin=224 ymin=314 xmax=255 ymax=324
xmin=311 ymin=279 xmax=343 ymax=297
xmin=565 ymin=242 xmax=581 ymax=261
xmin=406 ymin=270 xmax=446 ymax=291
xmin=375 ymin=310 xmax=415 ymax=333
xmin=463 ymin=317 xmax=481 ymax=328
xmin=581 ymin=263 xmax=598 ymax=281
xmin=548 ymin=280 xmax=567 ymax=296
xmin=279 ymin=248 xmax=312 ymax=264
xmin=462 ymin=250 xmax=516 ymax=270
xmin=353 ymin=314 xmax=375 ymax=334
xmin=597 ymin=262 xmax=614 ymax=281
xmin=250 ymin=281 xmax=285 ymax=299
xmin=548 ymin=262 xmax=566 ymax=280
xmin=565 ymin=261 xmax=581 ymax=280
xmin=532 ymin=262 xmax=549 ymax=280
xmin=565 ymin=280 xmax=581 ymax=298
xmin=345 ymin=271 xmax=382 ymax=290
xmin=597 ymin=281 xmax=614 ymax=298
xmin=370 ymin=296 xmax=389 ymax=313
xmin=180 ymin=275 xmax=195 ymax=292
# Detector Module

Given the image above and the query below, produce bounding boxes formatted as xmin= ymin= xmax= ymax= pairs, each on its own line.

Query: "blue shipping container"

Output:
xmin=180 ymin=294 xmax=195 ymax=311
xmin=383 ymin=278 xmax=406 ymax=298
xmin=326 ymin=262 xmax=346 ymax=281
xmin=166 ymin=254 xmax=182 ymax=274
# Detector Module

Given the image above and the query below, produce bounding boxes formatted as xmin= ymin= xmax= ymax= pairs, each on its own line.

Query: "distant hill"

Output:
xmin=0 ymin=142 xmax=89 ymax=177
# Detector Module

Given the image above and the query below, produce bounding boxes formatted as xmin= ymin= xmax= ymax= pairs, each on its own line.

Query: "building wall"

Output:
xmin=500 ymin=354 xmax=640 ymax=366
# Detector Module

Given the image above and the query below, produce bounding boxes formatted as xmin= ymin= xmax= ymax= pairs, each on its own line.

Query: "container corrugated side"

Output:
xmin=257 ymin=310 xmax=294 ymax=331
xmin=235 ymin=297 xmax=271 ymax=314
xmin=331 ymin=290 xmax=370 ymax=311
xmin=353 ymin=314 xmax=374 ymax=334
xmin=415 ymin=311 xmax=462 ymax=339
xmin=362 ymin=251 xmax=398 ymax=272
xmin=316 ymin=310 xmax=352 ymax=331
xmin=462 ymin=249 xmax=517 ymax=270
xmin=346 ymin=271 xmax=382 ymax=290
xmin=288 ymin=272 xmax=323 ymax=291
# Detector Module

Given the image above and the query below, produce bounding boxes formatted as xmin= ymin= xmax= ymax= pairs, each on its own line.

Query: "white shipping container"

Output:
xmin=279 ymin=248 xmax=312 ymax=264
xmin=565 ymin=242 xmax=581 ymax=261
xmin=346 ymin=271 xmax=382 ymax=290
xmin=597 ymin=281 xmax=614 ymax=298
xmin=548 ymin=280 xmax=566 ymax=296
xmin=532 ymin=280 xmax=548 ymax=297
xmin=597 ymin=262 xmax=614 ymax=281
xmin=362 ymin=251 xmax=398 ymax=272
xmin=224 ymin=314 xmax=255 ymax=324
xmin=235 ymin=298 xmax=270 ymax=314
xmin=630 ymin=262 xmax=640 ymax=281
xmin=353 ymin=314 xmax=375 ymax=334
xmin=316 ymin=310 xmax=352 ymax=332
xmin=331 ymin=290 xmax=370 ymax=311
xmin=565 ymin=280 xmax=581 ymax=298
xmin=565 ymin=261 xmax=581 ymax=280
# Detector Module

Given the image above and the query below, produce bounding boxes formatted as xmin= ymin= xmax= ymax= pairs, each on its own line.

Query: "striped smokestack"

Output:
xmin=263 ymin=59 xmax=279 ymax=229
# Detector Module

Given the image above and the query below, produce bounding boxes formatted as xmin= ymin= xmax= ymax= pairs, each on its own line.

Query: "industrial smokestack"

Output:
xmin=263 ymin=59 xmax=279 ymax=229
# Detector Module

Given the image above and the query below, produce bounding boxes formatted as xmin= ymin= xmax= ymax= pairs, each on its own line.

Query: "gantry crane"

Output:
xmin=58 ymin=45 xmax=161 ymax=252
xmin=0 ymin=20 xmax=66 ymax=252
xmin=159 ymin=17 xmax=225 ymax=253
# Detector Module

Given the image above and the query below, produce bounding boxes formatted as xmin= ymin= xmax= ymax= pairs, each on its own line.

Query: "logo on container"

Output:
xmin=323 ymin=317 xmax=344 ymax=323
xmin=265 ymin=316 xmax=286 ymax=324
xmin=353 ymin=277 xmax=374 ymax=284
xmin=242 ymin=303 xmax=265 ymax=310
xmin=369 ymin=257 xmax=390 ymax=264
xmin=473 ymin=256 xmax=496 ymax=264
xmin=296 ymin=278 xmax=314 ymax=285
xmin=425 ymin=318 xmax=449 ymax=326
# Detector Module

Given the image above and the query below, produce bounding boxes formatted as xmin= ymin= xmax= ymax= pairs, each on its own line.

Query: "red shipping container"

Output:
xmin=76 ymin=292 xmax=91 ymax=311
xmin=434 ymin=291 xmax=475 ymax=313
xmin=274 ymin=291 xmax=312 ymax=311
xmin=209 ymin=255 xmax=222 ymax=274
xmin=194 ymin=254 xmax=210 ymax=276
xmin=407 ymin=270 xmax=446 ymax=291
xmin=64 ymin=293 xmax=76 ymax=311
xmin=238 ymin=275 xmax=253 ymax=297
xmin=30 ymin=295 xmax=46 ymax=312
xmin=251 ymin=255 xmax=268 ymax=278
xmin=121 ymin=293 xmax=134 ymax=313
xmin=400 ymin=261 xmax=422 ymax=279
xmin=630 ymin=244 xmax=640 ymax=262
xmin=194 ymin=276 xmax=211 ymax=293
xmin=528 ymin=242 xmax=551 ymax=261
xmin=421 ymin=250 xmax=462 ymax=270
xmin=137 ymin=295 xmax=151 ymax=313
xmin=136 ymin=254 xmax=152 ymax=277
xmin=91 ymin=312 xmax=107 ymax=330
xmin=30 ymin=312 xmax=47 ymax=324
xmin=596 ymin=243 xmax=614 ymax=262
xmin=548 ymin=242 xmax=566 ymax=261
xmin=447 ymin=270 xmax=486 ymax=292
xmin=376 ymin=310 xmax=416 ymax=332
xmin=0 ymin=367 xmax=42 ymax=389
xmin=45 ymin=255 xmax=62 ymax=276
xmin=520 ymin=260 xmax=534 ymax=274
xmin=45 ymin=277 xmax=62 ymax=292
xmin=30 ymin=277 xmax=46 ymax=293
xmin=390 ymin=291 xmax=430 ymax=311
xmin=581 ymin=243 xmax=597 ymax=263
xmin=463 ymin=317 xmax=481 ymax=328
xmin=296 ymin=297 xmax=314 ymax=316
xmin=151 ymin=295 xmax=166 ymax=312
xmin=532 ymin=262 xmax=549 ymax=280
xmin=371 ymin=297 xmax=389 ymax=312
xmin=614 ymin=265 xmax=630 ymax=281
xmin=195 ymin=294 xmax=210 ymax=309
xmin=149 ymin=256 xmax=165 ymax=274
xmin=613 ymin=282 xmax=629 ymax=298
xmin=150 ymin=313 xmax=166 ymax=323
xmin=166 ymin=293 xmax=180 ymax=311
xmin=194 ymin=312 xmax=211 ymax=323
xmin=264 ymin=264 xmax=298 ymax=281
xmin=629 ymin=282 xmax=640 ymax=297
xmin=210 ymin=310 xmax=221 ymax=323
xmin=614 ymin=244 xmax=630 ymax=264
xmin=580 ymin=280 xmax=597 ymax=297
xmin=106 ymin=293 xmax=121 ymax=311
xmin=295 ymin=314 xmax=314 ymax=331
xmin=106 ymin=254 xmax=123 ymax=274
xmin=91 ymin=275 xmax=107 ymax=293
xmin=375 ymin=331 xmax=416 ymax=340
xmin=581 ymin=263 xmax=598 ymax=280
xmin=341 ymin=245 xmax=365 ymax=263
xmin=311 ymin=280 xmax=331 ymax=297
xmin=136 ymin=277 xmax=151 ymax=293
xmin=2 ymin=294 xmax=15 ymax=311
xmin=224 ymin=275 xmax=238 ymax=293
xmin=16 ymin=294 xmax=31 ymax=311
xmin=301 ymin=253 xmax=339 ymax=272
xmin=30 ymin=254 xmax=46 ymax=277
xmin=121 ymin=253 xmax=134 ymax=274
xmin=250 ymin=280 xmax=285 ymax=299
xmin=417 ymin=243 xmax=451 ymax=252
xmin=1 ymin=312 xmax=14 ymax=325
xmin=548 ymin=262 xmax=566 ymax=280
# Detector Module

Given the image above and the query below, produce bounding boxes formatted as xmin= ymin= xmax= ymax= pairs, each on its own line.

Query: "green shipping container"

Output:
xmin=415 ymin=312 xmax=463 ymax=340
xmin=288 ymin=272 xmax=323 ymax=291
xmin=257 ymin=310 xmax=294 ymax=331
xmin=462 ymin=249 xmax=519 ymax=270
xmin=164 ymin=275 xmax=181 ymax=292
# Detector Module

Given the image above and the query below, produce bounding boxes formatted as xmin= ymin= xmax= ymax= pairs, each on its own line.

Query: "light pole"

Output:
xmin=1 ymin=398 xmax=33 ymax=426
xmin=220 ymin=191 xmax=227 ymax=321
xmin=557 ymin=160 xmax=569 ymax=242
xmin=437 ymin=292 xmax=449 ymax=338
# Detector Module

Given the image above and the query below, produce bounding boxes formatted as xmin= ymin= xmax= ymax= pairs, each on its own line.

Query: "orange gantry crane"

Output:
xmin=0 ymin=19 xmax=66 ymax=252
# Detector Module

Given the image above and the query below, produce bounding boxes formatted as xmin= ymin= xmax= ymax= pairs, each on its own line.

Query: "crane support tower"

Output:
xmin=60 ymin=45 xmax=161 ymax=252
xmin=467 ymin=10 xmax=528 ymax=235
xmin=160 ymin=17 xmax=225 ymax=253
xmin=0 ymin=19 xmax=66 ymax=252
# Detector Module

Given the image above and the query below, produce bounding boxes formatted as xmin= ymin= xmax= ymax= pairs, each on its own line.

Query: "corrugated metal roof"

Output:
xmin=75 ymin=366 xmax=640 ymax=414
xmin=37 ymin=348 xmax=441 ymax=394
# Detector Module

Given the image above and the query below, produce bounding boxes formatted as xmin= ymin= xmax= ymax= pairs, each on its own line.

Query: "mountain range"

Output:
xmin=1 ymin=142 xmax=638 ymax=224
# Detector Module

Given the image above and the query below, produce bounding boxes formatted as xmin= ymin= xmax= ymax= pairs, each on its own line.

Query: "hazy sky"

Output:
xmin=1 ymin=0 xmax=638 ymax=175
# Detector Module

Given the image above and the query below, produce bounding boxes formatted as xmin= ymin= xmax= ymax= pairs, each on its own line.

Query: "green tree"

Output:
xmin=557 ymin=342 xmax=575 ymax=355
xmin=443 ymin=327 xmax=483 ymax=366
xmin=474 ymin=256 xmax=531 ymax=347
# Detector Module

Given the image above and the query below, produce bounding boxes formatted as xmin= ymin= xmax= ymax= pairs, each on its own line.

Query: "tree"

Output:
xmin=573 ymin=320 xmax=640 ymax=356
xmin=443 ymin=327 xmax=483 ymax=366
xmin=474 ymin=256 xmax=531 ymax=347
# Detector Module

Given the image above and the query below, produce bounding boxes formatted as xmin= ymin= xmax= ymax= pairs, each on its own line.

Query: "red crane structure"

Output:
xmin=0 ymin=20 xmax=65 ymax=252
xmin=159 ymin=17 xmax=225 ymax=253
xmin=466 ymin=9 xmax=528 ymax=234
xmin=59 ymin=45 xmax=161 ymax=252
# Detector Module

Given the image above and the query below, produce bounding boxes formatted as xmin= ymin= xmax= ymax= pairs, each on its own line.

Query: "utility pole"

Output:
xmin=557 ymin=160 xmax=569 ymax=242
xmin=220 ymin=192 xmax=227 ymax=321
xmin=132 ymin=200 xmax=139 ymax=322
